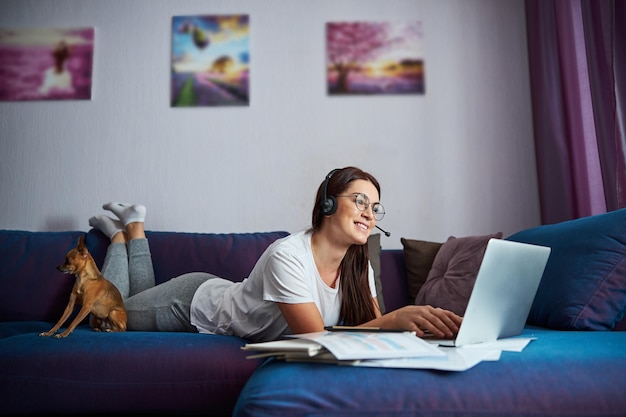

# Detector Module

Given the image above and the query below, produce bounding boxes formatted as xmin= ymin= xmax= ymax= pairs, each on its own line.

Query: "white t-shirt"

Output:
xmin=190 ymin=230 xmax=377 ymax=342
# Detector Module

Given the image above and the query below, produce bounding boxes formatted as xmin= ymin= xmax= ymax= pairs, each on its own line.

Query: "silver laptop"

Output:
xmin=429 ymin=238 xmax=551 ymax=347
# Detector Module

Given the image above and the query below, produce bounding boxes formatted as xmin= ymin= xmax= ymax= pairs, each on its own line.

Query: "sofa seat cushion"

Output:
xmin=233 ymin=328 xmax=626 ymax=417
xmin=0 ymin=321 xmax=55 ymax=340
xmin=0 ymin=322 xmax=263 ymax=416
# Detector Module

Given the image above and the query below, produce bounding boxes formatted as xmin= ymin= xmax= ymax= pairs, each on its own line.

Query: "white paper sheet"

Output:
xmin=243 ymin=334 xmax=536 ymax=372
xmin=457 ymin=337 xmax=536 ymax=352
xmin=292 ymin=331 xmax=446 ymax=360
xmin=355 ymin=347 xmax=501 ymax=371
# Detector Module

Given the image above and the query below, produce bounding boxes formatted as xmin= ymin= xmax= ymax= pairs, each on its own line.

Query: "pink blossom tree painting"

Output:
xmin=326 ymin=21 xmax=424 ymax=95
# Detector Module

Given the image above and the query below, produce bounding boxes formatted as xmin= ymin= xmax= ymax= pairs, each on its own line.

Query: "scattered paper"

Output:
xmin=291 ymin=331 xmax=445 ymax=360
xmin=460 ymin=337 xmax=536 ymax=352
xmin=241 ymin=332 xmax=537 ymax=372
xmin=356 ymin=347 xmax=501 ymax=372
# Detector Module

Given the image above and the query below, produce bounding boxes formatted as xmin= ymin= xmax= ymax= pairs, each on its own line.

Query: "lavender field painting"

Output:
xmin=327 ymin=21 xmax=424 ymax=95
xmin=0 ymin=27 xmax=94 ymax=101
xmin=171 ymin=15 xmax=249 ymax=107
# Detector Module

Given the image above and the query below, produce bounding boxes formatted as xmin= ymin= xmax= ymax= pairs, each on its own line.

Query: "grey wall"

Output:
xmin=0 ymin=0 xmax=540 ymax=249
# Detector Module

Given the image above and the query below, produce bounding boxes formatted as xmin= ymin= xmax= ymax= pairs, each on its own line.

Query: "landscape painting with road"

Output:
xmin=171 ymin=15 xmax=249 ymax=107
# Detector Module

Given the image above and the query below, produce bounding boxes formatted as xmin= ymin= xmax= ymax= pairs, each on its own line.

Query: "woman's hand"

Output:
xmin=370 ymin=305 xmax=462 ymax=339
xmin=395 ymin=305 xmax=462 ymax=338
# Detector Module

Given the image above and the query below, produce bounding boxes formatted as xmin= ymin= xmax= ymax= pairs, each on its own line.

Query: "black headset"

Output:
xmin=321 ymin=168 xmax=339 ymax=216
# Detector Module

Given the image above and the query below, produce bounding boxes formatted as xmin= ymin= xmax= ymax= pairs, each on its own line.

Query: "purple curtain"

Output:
xmin=525 ymin=0 xmax=626 ymax=224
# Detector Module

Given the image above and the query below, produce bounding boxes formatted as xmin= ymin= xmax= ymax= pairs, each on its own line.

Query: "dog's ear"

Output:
xmin=77 ymin=235 xmax=88 ymax=257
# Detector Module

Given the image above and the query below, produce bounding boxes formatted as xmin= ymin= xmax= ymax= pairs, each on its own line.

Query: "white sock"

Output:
xmin=89 ymin=215 xmax=124 ymax=239
xmin=102 ymin=202 xmax=146 ymax=226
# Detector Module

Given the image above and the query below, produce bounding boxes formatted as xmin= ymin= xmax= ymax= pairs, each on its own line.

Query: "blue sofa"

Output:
xmin=0 ymin=229 xmax=287 ymax=416
xmin=2 ymin=209 xmax=626 ymax=416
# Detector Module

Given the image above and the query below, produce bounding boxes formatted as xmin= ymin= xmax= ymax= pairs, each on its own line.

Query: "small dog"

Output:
xmin=40 ymin=235 xmax=127 ymax=338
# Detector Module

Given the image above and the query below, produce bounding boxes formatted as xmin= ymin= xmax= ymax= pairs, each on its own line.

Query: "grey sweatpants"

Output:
xmin=101 ymin=239 xmax=214 ymax=332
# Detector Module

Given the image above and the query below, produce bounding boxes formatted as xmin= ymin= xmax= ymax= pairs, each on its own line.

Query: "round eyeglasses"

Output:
xmin=335 ymin=193 xmax=385 ymax=221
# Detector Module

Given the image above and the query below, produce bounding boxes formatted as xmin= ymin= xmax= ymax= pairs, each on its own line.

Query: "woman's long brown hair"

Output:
xmin=309 ymin=167 xmax=381 ymax=325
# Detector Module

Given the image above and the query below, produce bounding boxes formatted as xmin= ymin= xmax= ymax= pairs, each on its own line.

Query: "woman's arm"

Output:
xmin=278 ymin=298 xmax=461 ymax=339
xmin=276 ymin=302 xmax=326 ymax=334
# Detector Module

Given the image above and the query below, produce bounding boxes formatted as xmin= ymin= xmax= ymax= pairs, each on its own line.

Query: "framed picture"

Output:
xmin=326 ymin=21 xmax=424 ymax=95
xmin=0 ymin=27 xmax=94 ymax=101
xmin=171 ymin=14 xmax=250 ymax=107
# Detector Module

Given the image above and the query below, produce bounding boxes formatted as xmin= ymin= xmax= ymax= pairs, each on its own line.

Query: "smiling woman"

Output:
xmin=86 ymin=167 xmax=461 ymax=343
xmin=290 ymin=167 xmax=462 ymax=337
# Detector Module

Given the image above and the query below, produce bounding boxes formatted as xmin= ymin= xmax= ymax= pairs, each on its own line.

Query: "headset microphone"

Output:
xmin=376 ymin=225 xmax=391 ymax=237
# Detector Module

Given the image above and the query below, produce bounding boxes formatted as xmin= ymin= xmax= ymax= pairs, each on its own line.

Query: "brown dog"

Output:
xmin=39 ymin=235 xmax=127 ymax=338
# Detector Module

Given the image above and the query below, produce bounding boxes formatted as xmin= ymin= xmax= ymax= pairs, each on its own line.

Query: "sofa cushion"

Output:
xmin=233 ymin=328 xmax=626 ymax=417
xmin=507 ymin=209 xmax=626 ymax=330
xmin=85 ymin=229 xmax=290 ymax=285
xmin=368 ymin=233 xmax=385 ymax=314
xmin=0 ymin=323 xmax=263 ymax=415
xmin=400 ymin=238 xmax=442 ymax=303
xmin=378 ymin=250 xmax=410 ymax=311
xmin=0 ymin=230 xmax=85 ymax=323
xmin=0 ymin=229 xmax=289 ymax=323
xmin=414 ymin=232 xmax=503 ymax=315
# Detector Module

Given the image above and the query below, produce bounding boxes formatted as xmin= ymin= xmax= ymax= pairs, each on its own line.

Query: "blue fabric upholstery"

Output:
xmin=2 ymin=219 xmax=625 ymax=416
xmin=0 ymin=228 xmax=288 ymax=416
xmin=507 ymin=209 xmax=626 ymax=330
xmin=0 ymin=230 xmax=83 ymax=322
xmin=0 ymin=323 xmax=263 ymax=415
xmin=233 ymin=328 xmax=626 ymax=417
xmin=0 ymin=229 xmax=289 ymax=322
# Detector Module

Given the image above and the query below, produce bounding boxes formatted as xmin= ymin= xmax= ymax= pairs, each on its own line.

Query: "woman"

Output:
xmin=90 ymin=167 xmax=461 ymax=342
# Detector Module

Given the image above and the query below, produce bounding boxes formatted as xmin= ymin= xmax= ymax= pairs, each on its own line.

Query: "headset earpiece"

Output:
xmin=321 ymin=169 xmax=339 ymax=216
xmin=322 ymin=195 xmax=337 ymax=215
